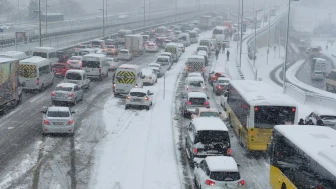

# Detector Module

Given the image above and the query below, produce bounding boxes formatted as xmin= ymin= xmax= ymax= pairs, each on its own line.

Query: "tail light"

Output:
xmin=68 ymin=93 xmax=73 ymax=97
xmin=186 ymin=86 xmax=189 ymax=90
xmin=186 ymin=101 xmax=192 ymax=105
xmin=185 ymin=67 xmax=189 ymax=71
xmin=67 ymin=60 xmax=70 ymax=64
xmin=126 ymin=96 xmax=130 ymax=100
xmin=204 ymin=101 xmax=209 ymax=106
xmin=254 ymin=107 xmax=258 ymax=111
xmin=227 ymin=148 xmax=232 ymax=155
xmin=113 ymin=83 xmax=116 ymax=88
xmin=202 ymin=68 xmax=205 ymax=72
xmin=67 ymin=120 xmax=74 ymax=125
xmin=192 ymin=148 xmax=198 ymax=154
xmin=317 ymin=185 xmax=323 ymax=189
xmin=292 ymin=108 xmax=296 ymax=112
xmin=205 ymin=179 xmax=215 ymax=186
xmin=51 ymin=91 xmax=55 ymax=96
xmin=144 ymin=96 xmax=149 ymax=100
xmin=203 ymin=87 xmax=205 ymax=90
xmin=36 ymin=78 xmax=40 ymax=85
xmin=217 ymin=85 xmax=221 ymax=89
xmin=238 ymin=180 xmax=245 ymax=186
xmin=74 ymin=48 xmax=78 ymax=51
xmin=135 ymin=84 xmax=138 ymax=88
xmin=43 ymin=120 xmax=50 ymax=125
xmin=99 ymin=67 xmax=102 ymax=73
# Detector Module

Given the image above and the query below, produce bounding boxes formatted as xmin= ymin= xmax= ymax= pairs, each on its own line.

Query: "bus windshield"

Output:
xmin=33 ymin=52 xmax=47 ymax=58
xmin=254 ymin=106 xmax=296 ymax=129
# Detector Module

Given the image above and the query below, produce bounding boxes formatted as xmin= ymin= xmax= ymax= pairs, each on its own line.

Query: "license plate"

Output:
xmin=132 ymin=99 xmax=142 ymax=101
xmin=53 ymin=122 xmax=64 ymax=125
xmin=116 ymin=89 xmax=124 ymax=92
xmin=207 ymin=150 xmax=218 ymax=153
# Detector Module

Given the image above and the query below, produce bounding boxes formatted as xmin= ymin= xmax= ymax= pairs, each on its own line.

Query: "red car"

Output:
xmin=53 ymin=63 xmax=71 ymax=78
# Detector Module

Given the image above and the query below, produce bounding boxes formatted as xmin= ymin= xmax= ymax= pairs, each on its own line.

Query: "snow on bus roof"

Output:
xmin=0 ymin=57 xmax=17 ymax=63
xmin=192 ymin=117 xmax=228 ymax=131
xmin=274 ymin=125 xmax=336 ymax=178
xmin=118 ymin=64 xmax=139 ymax=69
xmin=205 ymin=156 xmax=238 ymax=172
xmin=19 ymin=56 xmax=46 ymax=64
xmin=230 ymin=80 xmax=297 ymax=106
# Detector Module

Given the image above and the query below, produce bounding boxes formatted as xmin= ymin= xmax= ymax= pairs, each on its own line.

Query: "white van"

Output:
xmin=76 ymin=48 xmax=96 ymax=56
xmin=189 ymin=31 xmax=198 ymax=44
xmin=185 ymin=55 xmax=205 ymax=76
xmin=19 ymin=56 xmax=54 ymax=91
xmin=81 ymin=54 xmax=109 ymax=81
xmin=90 ymin=39 xmax=106 ymax=49
xmin=156 ymin=56 xmax=172 ymax=74
xmin=32 ymin=47 xmax=58 ymax=66
xmin=64 ymin=69 xmax=90 ymax=89
xmin=160 ymin=52 xmax=173 ymax=63
xmin=212 ymin=26 xmax=228 ymax=42
xmin=113 ymin=64 xmax=143 ymax=97
xmin=0 ymin=51 xmax=28 ymax=60
xmin=165 ymin=43 xmax=180 ymax=63
xmin=312 ymin=58 xmax=327 ymax=75
xmin=178 ymin=33 xmax=191 ymax=47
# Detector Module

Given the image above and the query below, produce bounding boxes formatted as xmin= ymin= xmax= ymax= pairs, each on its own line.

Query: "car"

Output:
xmin=145 ymin=42 xmax=159 ymax=52
xmin=141 ymin=68 xmax=157 ymax=85
xmin=3 ymin=23 xmax=14 ymax=30
xmin=305 ymin=109 xmax=336 ymax=127
xmin=53 ymin=63 xmax=71 ymax=78
xmin=73 ymin=44 xmax=88 ymax=52
xmin=68 ymin=56 xmax=82 ymax=69
xmin=213 ymin=77 xmax=231 ymax=95
xmin=156 ymin=56 xmax=172 ymax=72
xmin=311 ymin=70 xmax=324 ymax=80
xmin=118 ymin=49 xmax=132 ymax=61
xmin=197 ymin=46 xmax=210 ymax=56
xmin=107 ymin=57 xmax=120 ymax=71
xmin=147 ymin=63 xmax=163 ymax=77
xmin=208 ymin=71 xmax=227 ymax=86
xmin=185 ymin=77 xmax=206 ymax=95
xmin=125 ymin=88 xmax=154 ymax=110
xmin=197 ymin=50 xmax=209 ymax=66
xmin=177 ymin=43 xmax=185 ymax=53
xmin=194 ymin=156 xmax=246 ymax=189
xmin=104 ymin=45 xmax=118 ymax=55
xmin=160 ymin=52 xmax=173 ymax=63
xmin=185 ymin=117 xmax=231 ymax=165
xmin=41 ymin=106 xmax=75 ymax=135
xmin=191 ymin=107 xmax=224 ymax=120
xmin=51 ymin=83 xmax=84 ymax=105
xmin=180 ymin=92 xmax=210 ymax=118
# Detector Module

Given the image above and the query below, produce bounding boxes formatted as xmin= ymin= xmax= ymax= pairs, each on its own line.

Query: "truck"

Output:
xmin=199 ymin=16 xmax=212 ymax=30
xmin=0 ymin=57 xmax=22 ymax=113
xmin=125 ymin=35 xmax=144 ymax=56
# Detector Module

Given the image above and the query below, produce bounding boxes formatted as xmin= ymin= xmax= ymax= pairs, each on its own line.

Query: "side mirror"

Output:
xmin=218 ymin=112 xmax=222 ymax=115
xmin=71 ymin=111 xmax=76 ymax=114
xmin=41 ymin=110 xmax=46 ymax=113
xmin=149 ymin=93 xmax=154 ymax=95
xmin=194 ymin=162 xmax=199 ymax=168
xmin=207 ymin=97 xmax=210 ymax=99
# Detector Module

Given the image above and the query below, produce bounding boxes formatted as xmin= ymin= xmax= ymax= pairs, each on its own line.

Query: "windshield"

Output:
xmin=218 ymin=80 xmax=229 ymax=84
xmin=210 ymin=172 xmax=240 ymax=181
xmin=213 ymin=29 xmax=224 ymax=35
xmin=254 ymin=106 xmax=296 ymax=129
xmin=188 ymin=97 xmax=206 ymax=105
xmin=199 ymin=112 xmax=219 ymax=117
xmin=195 ymin=131 xmax=230 ymax=144
xmin=107 ymin=45 xmax=115 ymax=48
xmin=47 ymin=111 xmax=70 ymax=117
xmin=82 ymin=61 xmax=100 ymax=68
xmin=33 ymin=52 xmax=47 ymax=58
xmin=66 ymin=73 xmax=82 ymax=80
xmin=55 ymin=86 xmax=73 ymax=91
xmin=157 ymin=58 xmax=168 ymax=64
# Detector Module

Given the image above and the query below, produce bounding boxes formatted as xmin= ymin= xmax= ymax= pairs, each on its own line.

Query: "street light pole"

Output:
xmin=283 ymin=0 xmax=299 ymax=93
xmin=103 ymin=0 xmax=105 ymax=37
xmin=236 ymin=0 xmax=240 ymax=53
xmin=266 ymin=0 xmax=271 ymax=65
xmin=149 ymin=0 xmax=150 ymax=21
xmin=105 ymin=0 xmax=107 ymax=25
xmin=239 ymin=0 xmax=244 ymax=67
xmin=38 ymin=0 xmax=42 ymax=46
xmin=144 ymin=0 xmax=146 ymax=29
xmin=175 ymin=0 xmax=177 ymax=24
xmin=45 ymin=0 xmax=48 ymax=34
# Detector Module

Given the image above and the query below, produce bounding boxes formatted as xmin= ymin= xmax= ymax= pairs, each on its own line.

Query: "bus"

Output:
xmin=224 ymin=80 xmax=298 ymax=151
xmin=270 ymin=125 xmax=336 ymax=189
xmin=212 ymin=26 xmax=228 ymax=42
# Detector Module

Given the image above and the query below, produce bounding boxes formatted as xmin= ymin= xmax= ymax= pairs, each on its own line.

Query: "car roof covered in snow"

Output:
xmin=188 ymin=73 xmax=202 ymax=77
xmin=56 ymin=83 xmax=77 ymax=88
xmin=119 ymin=49 xmax=129 ymax=52
xmin=187 ymin=77 xmax=204 ymax=82
xmin=47 ymin=106 xmax=70 ymax=112
xmin=0 ymin=57 xmax=17 ymax=63
xmin=313 ymin=109 xmax=336 ymax=116
xmin=161 ymin=52 xmax=172 ymax=55
xmin=66 ymin=69 xmax=85 ymax=74
xmin=141 ymin=68 xmax=154 ymax=75
xmin=197 ymin=51 xmax=207 ymax=55
xmin=229 ymin=80 xmax=298 ymax=107
xmin=274 ymin=125 xmax=336 ymax=180
xmin=205 ymin=156 xmax=239 ymax=172
xmin=187 ymin=92 xmax=207 ymax=99
xmin=148 ymin=63 xmax=160 ymax=67
xmin=217 ymin=77 xmax=231 ymax=81
xmin=188 ymin=55 xmax=204 ymax=59
xmin=157 ymin=56 xmax=169 ymax=59
xmin=192 ymin=117 xmax=228 ymax=132
xmin=129 ymin=88 xmax=148 ymax=93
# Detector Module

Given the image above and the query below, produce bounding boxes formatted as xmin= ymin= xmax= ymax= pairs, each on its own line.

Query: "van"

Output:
xmin=32 ymin=47 xmax=58 ymax=67
xmin=90 ymin=39 xmax=106 ymax=49
xmin=189 ymin=31 xmax=198 ymax=44
xmin=177 ymin=33 xmax=191 ymax=47
xmin=0 ymin=51 xmax=28 ymax=60
xmin=113 ymin=64 xmax=143 ymax=97
xmin=185 ymin=55 xmax=205 ymax=76
xmin=199 ymin=39 xmax=211 ymax=50
xmin=165 ymin=43 xmax=180 ymax=63
xmin=19 ymin=56 xmax=54 ymax=92
xmin=156 ymin=56 xmax=172 ymax=73
xmin=64 ymin=69 xmax=90 ymax=89
xmin=81 ymin=54 xmax=109 ymax=81
xmin=311 ymin=58 xmax=326 ymax=75
xmin=76 ymin=48 xmax=96 ymax=56
xmin=197 ymin=46 xmax=210 ymax=56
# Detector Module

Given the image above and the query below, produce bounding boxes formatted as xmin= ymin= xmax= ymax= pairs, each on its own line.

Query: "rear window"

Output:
xmin=91 ymin=41 xmax=102 ymax=46
xmin=199 ymin=112 xmax=219 ymax=117
xmin=55 ymin=86 xmax=73 ymax=91
xmin=188 ymin=97 xmax=206 ymax=105
xmin=82 ymin=61 xmax=100 ymax=68
xmin=66 ymin=73 xmax=82 ymax=80
xmin=196 ymin=131 xmax=230 ymax=144
xmin=157 ymin=58 xmax=168 ymax=62
xmin=47 ymin=111 xmax=70 ymax=117
xmin=218 ymin=80 xmax=229 ymax=84
xmin=130 ymin=92 xmax=146 ymax=97
xmin=314 ymin=71 xmax=323 ymax=74
xmin=210 ymin=171 xmax=240 ymax=181
xmin=70 ymin=57 xmax=81 ymax=61
xmin=188 ymin=81 xmax=203 ymax=87
xmin=119 ymin=51 xmax=128 ymax=54
xmin=33 ymin=52 xmax=47 ymax=58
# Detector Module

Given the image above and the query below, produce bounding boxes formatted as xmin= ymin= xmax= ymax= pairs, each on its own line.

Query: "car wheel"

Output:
xmin=81 ymin=93 xmax=84 ymax=101
xmin=99 ymin=74 xmax=103 ymax=81
xmin=49 ymin=78 xmax=54 ymax=87
xmin=125 ymin=105 xmax=129 ymax=110
xmin=146 ymin=106 xmax=150 ymax=110
xmin=73 ymin=98 xmax=77 ymax=105
xmin=39 ymin=84 xmax=44 ymax=92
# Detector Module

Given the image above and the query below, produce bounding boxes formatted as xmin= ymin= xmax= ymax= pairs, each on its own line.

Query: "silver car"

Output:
xmin=51 ymin=83 xmax=84 ymax=105
xmin=311 ymin=70 xmax=324 ymax=80
xmin=41 ymin=106 xmax=75 ymax=134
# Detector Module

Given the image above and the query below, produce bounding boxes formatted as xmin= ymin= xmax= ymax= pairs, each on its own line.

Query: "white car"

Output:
xmin=185 ymin=77 xmax=206 ymax=95
xmin=305 ymin=109 xmax=336 ymax=127
xmin=125 ymin=88 xmax=154 ymax=110
xmin=311 ymin=70 xmax=324 ymax=80
xmin=41 ymin=106 xmax=75 ymax=135
xmin=194 ymin=156 xmax=246 ymax=189
xmin=145 ymin=42 xmax=159 ymax=52
xmin=118 ymin=49 xmax=133 ymax=61
xmin=147 ymin=63 xmax=163 ymax=77
xmin=107 ymin=57 xmax=120 ymax=71
xmin=68 ymin=56 xmax=82 ymax=69
xmin=141 ymin=68 xmax=157 ymax=85
xmin=160 ymin=52 xmax=173 ymax=63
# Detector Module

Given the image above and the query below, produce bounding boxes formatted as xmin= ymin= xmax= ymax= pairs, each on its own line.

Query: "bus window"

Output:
xmin=254 ymin=106 xmax=296 ymax=128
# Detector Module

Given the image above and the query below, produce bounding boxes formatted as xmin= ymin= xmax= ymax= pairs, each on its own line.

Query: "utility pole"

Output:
xmin=45 ymin=0 xmax=48 ymax=34
xmin=105 ymin=0 xmax=107 ymax=25
xmin=175 ymin=0 xmax=177 ymax=24
xmin=17 ymin=0 xmax=20 ymax=23
xmin=237 ymin=0 xmax=240 ymax=53
xmin=239 ymin=0 xmax=244 ymax=67
xmin=149 ymin=0 xmax=151 ymax=21
xmin=103 ymin=0 xmax=105 ymax=37
xmin=38 ymin=0 xmax=42 ymax=46
xmin=144 ymin=0 xmax=146 ymax=29
xmin=266 ymin=0 xmax=271 ymax=65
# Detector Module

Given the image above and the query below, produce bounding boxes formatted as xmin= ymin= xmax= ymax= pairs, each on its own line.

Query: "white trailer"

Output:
xmin=125 ymin=35 xmax=144 ymax=56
